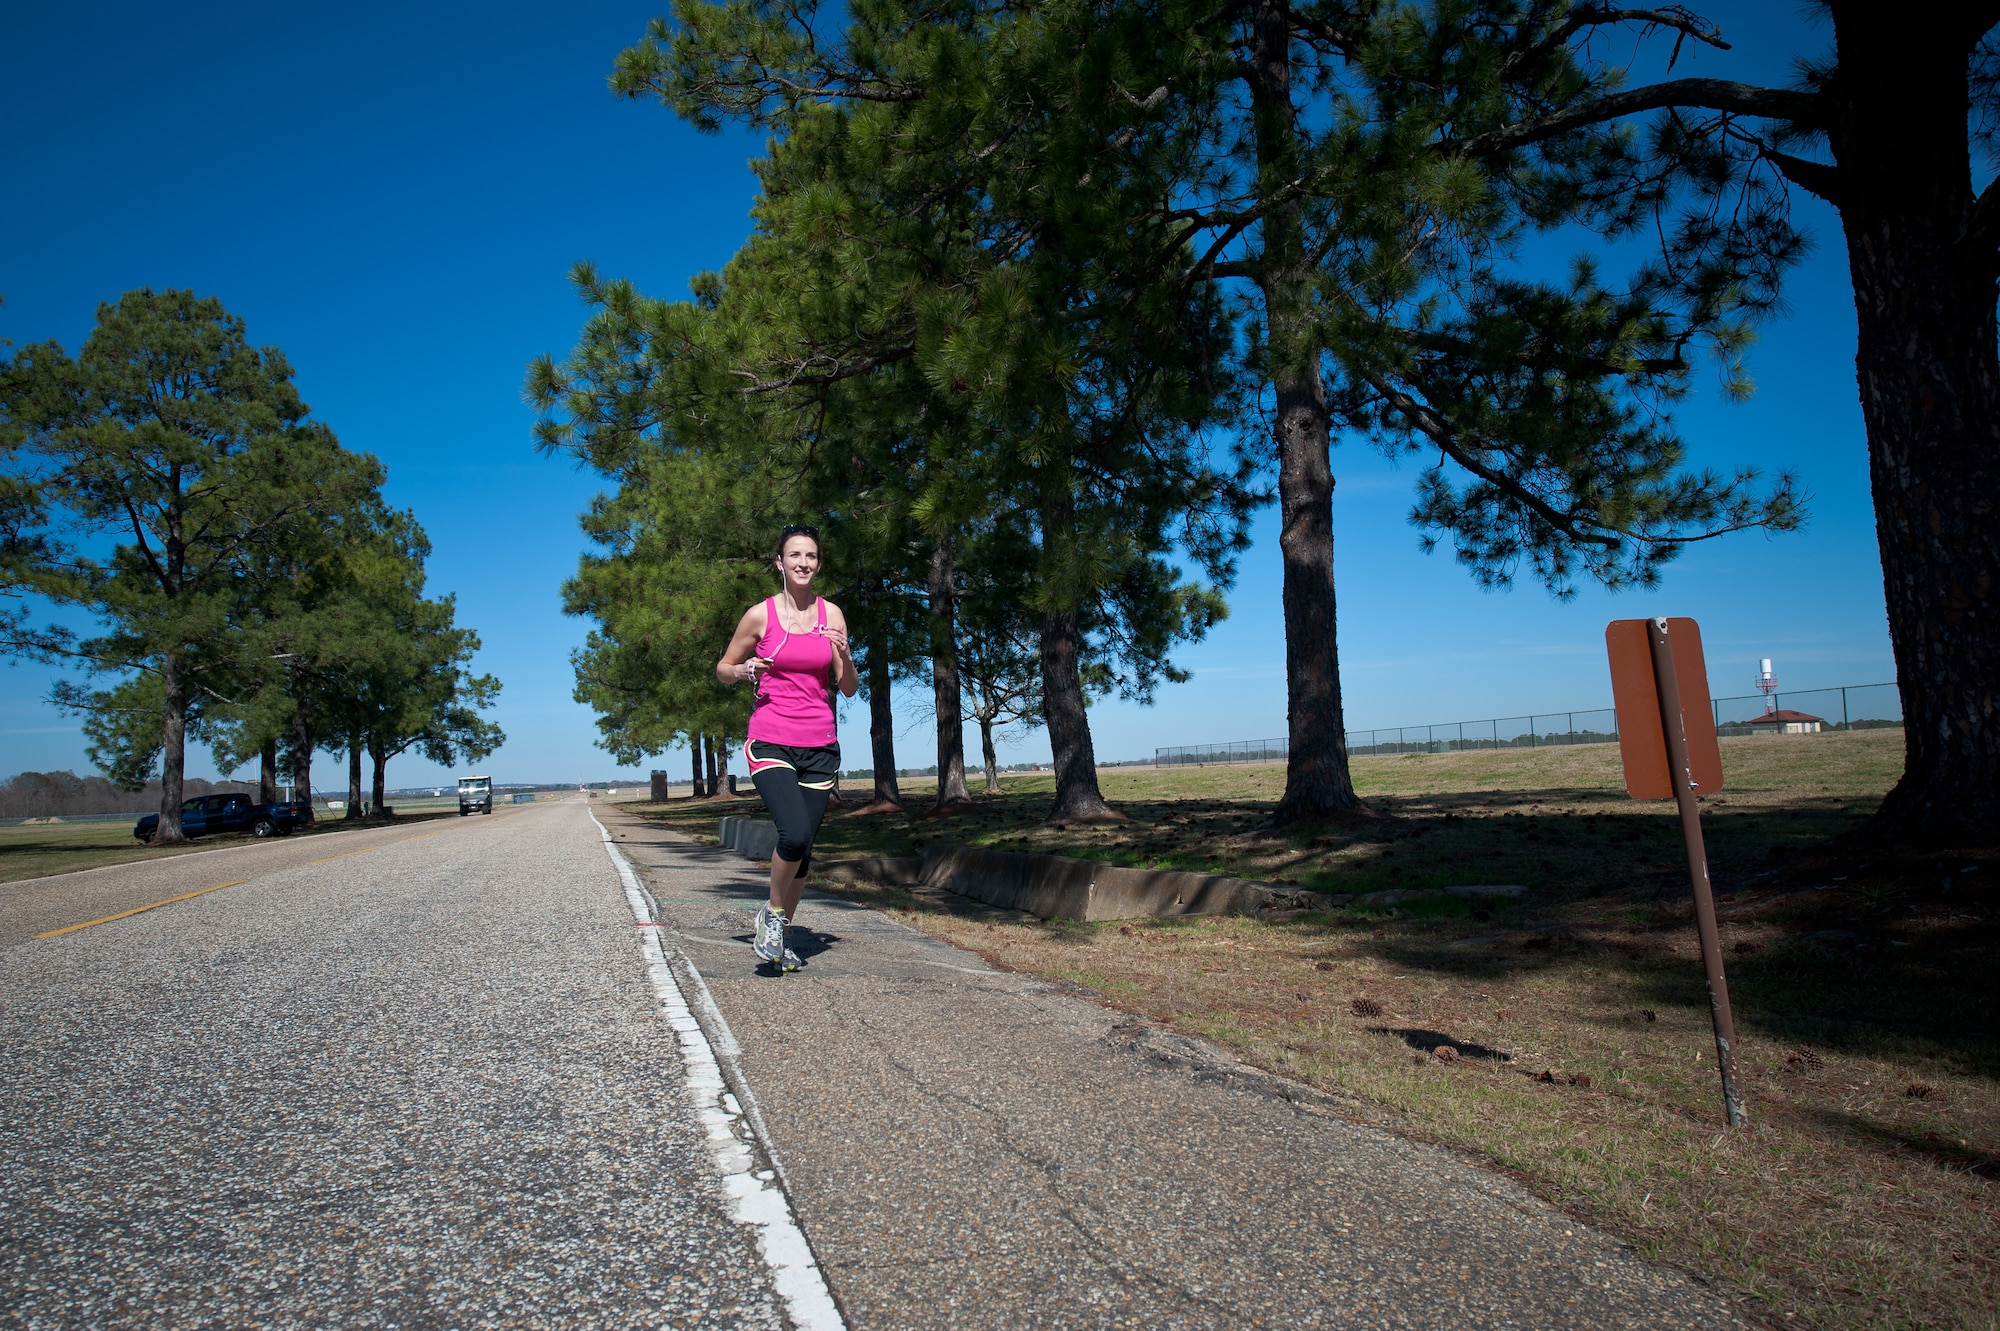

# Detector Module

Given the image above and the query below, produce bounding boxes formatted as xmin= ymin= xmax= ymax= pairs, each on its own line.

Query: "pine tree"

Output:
xmin=3 ymin=290 xmax=372 ymax=841
xmin=1388 ymin=1 xmax=1997 ymax=844
xmin=589 ymin=0 xmax=1257 ymax=822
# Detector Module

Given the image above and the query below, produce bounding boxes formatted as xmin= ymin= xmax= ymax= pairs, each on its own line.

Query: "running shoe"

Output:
xmin=780 ymin=946 xmax=803 ymax=972
xmin=752 ymin=904 xmax=787 ymax=962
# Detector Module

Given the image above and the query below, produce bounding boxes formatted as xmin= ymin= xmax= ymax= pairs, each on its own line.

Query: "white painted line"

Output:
xmin=590 ymin=812 xmax=843 ymax=1331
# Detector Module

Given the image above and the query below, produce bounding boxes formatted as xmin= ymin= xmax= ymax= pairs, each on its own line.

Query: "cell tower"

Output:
xmin=1754 ymin=658 xmax=1779 ymax=714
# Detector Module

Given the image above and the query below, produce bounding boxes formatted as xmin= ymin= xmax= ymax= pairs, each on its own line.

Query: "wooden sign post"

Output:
xmin=1606 ymin=616 xmax=1746 ymax=1128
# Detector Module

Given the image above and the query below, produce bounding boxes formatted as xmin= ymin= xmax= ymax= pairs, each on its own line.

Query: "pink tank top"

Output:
xmin=746 ymin=596 xmax=838 ymax=747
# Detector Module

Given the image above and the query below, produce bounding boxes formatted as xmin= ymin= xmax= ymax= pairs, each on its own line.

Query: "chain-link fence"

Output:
xmin=1345 ymin=709 xmax=1621 ymax=756
xmin=1711 ymin=682 xmax=1901 ymax=735
xmin=1153 ymin=738 xmax=1289 ymax=766
xmin=1155 ymin=682 xmax=1901 ymax=766
xmin=0 ymin=811 xmax=139 ymax=827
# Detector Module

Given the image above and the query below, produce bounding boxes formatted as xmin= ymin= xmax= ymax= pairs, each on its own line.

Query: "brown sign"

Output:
xmin=1604 ymin=616 xmax=1744 ymax=1127
xmin=1605 ymin=615 xmax=1744 ymax=1126
xmin=1606 ymin=617 xmax=1724 ymax=800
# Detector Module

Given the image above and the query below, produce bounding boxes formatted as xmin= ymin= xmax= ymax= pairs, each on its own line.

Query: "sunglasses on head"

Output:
xmin=781 ymin=524 xmax=819 ymax=540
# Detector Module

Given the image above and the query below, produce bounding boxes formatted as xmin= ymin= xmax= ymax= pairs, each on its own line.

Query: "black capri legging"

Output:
xmin=751 ymin=766 xmax=831 ymax=872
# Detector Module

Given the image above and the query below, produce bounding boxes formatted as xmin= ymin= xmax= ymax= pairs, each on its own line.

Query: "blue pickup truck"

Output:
xmin=132 ymin=793 xmax=314 ymax=842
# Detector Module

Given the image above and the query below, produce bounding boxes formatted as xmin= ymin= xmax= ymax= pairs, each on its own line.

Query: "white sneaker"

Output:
xmin=753 ymin=904 xmax=787 ymax=962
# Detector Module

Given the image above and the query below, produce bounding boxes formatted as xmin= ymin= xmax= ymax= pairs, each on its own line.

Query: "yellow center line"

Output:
xmin=305 ymin=846 xmax=378 ymax=864
xmin=37 ymin=881 xmax=250 ymax=939
xmin=306 ymin=825 xmax=456 ymax=864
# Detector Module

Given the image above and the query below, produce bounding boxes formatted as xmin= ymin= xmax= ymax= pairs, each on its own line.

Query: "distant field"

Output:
xmin=384 ymin=795 xmax=473 ymax=815
xmin=0 ymin=807 xmax=463 ymax=884
xmin=629 ymin=727 xmax=1997 ymax=1331
xmin=649 ymin=729 xmax=1905 ymax=899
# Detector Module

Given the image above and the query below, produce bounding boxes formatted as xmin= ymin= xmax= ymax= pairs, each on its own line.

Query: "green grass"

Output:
xmin=0 ymin=808 xmax=463 ymax=884
xmin=0 ymin=819 xmax=215 ymax=883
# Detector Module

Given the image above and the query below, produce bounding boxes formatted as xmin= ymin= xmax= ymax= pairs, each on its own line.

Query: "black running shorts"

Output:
xmin=744 ymin=739 xmax=841 ymax=791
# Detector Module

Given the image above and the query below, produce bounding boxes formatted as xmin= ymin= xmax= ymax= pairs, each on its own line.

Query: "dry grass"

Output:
xmin=637 ymin=729 xmax=1997 ymax=1331
xmin=884 ymin=907 xmax=1997 ymax=1331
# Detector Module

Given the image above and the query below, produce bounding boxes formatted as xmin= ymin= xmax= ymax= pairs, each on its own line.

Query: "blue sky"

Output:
xmin=1 ymin=2 xmax=1892 ymax=788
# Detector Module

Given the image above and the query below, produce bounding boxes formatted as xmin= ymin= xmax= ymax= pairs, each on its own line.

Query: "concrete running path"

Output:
xmin=604 ymin=805 xmax=1759 ymax=1331
xmin=2 ymin=799 xmax=790 ymax=1329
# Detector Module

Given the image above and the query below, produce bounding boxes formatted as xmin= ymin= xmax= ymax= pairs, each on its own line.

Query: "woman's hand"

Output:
xmin=821 ymin=613 xmax=860 ymax=698
xmin=717 ymin=602 xmax=774 ymax=688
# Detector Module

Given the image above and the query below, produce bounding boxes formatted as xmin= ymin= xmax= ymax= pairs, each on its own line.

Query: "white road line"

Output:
xmin=590 ymin=812 xmax=844 ymax=1331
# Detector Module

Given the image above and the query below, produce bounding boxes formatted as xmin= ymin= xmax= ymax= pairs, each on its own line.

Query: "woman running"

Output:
xmin=715 ymin=524 xmax=859 ymax=970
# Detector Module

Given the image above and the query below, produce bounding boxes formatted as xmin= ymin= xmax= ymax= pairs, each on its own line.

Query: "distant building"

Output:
xmin=1746 ymin=708 xmax=1824 ymax=735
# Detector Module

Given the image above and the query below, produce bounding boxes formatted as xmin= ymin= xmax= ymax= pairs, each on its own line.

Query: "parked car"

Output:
xmin=457 ymin=775 xmax=493 ymax=815
xmin=132 ymin=793 xmax=313 ymax=842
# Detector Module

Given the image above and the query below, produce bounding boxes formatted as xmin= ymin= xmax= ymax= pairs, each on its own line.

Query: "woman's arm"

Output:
xmin=822 ymin=604 xmax=861 ymax=698
xmin=716 ymin=603 xmax=772 ymax=687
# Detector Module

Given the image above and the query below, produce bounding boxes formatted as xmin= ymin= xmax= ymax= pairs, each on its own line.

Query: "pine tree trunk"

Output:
xmin=370 ymin=744 xmax=388 ymax=815
xmin=259 ymin=739 xmax=278 ymax=805
xmin=691 ymin=730 xmax=704 ymax=798
xmin=979 ymin=716 xmax=1000 ymax=794
xmin=346 ymin=739 xmax=364 ymax=819
xmin=1250 ymin=0 xmax=1362 ymax=826
xmin=867 ymin=638 xmax=903 ymax=806
xmin=1823 ymin=8 xmax=2000 ymax=847
xmin=290 ymin=706 xmax=314 ymax=809
xmin=705 ymin=732 xmax=726 ymax=799
xmin=154 ymin=650 xmax=188 ymax=843
xmin=927 ymin=538 xmax=972 ymax=806
xmin=1037 ymin=486 xmax=1116 ymax=821
xmin=1041 ymin=606 xmax=1117 ymax=820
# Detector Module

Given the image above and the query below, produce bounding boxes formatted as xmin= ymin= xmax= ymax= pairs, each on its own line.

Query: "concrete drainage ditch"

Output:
xmin=716 ymin=817 xmax=1525 ymax=922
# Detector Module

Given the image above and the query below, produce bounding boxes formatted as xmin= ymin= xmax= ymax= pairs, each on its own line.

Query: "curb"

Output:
xmin=594 ymin=812 xmax=844 ymax=1331
xmin=718 ymin=816 xmax=780 ymax=860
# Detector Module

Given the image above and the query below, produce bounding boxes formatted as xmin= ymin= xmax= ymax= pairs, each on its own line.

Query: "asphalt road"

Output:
xmin=2 ymin=799 xmax=788 ymax=1329
xmin=605 ymin=806 xmax=1761 ymax=1331
xmin=0 ymin=808 xmax=527 ymax=948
